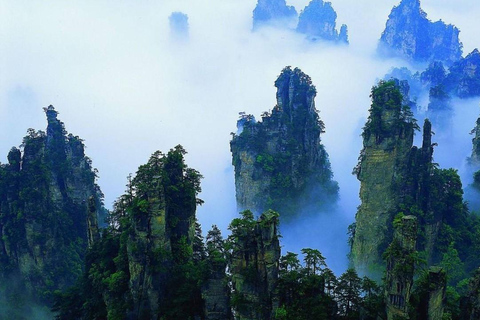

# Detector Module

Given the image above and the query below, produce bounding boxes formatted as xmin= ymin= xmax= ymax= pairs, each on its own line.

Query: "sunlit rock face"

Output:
xmin=379 ymin=0 xmax=462 ymax=66
xmin=296 ymin=0 xmax=348 ymax=44
xmin=230 ymin=67 xmax=338 ymax=220
xmin=351 ymin=81 xmax=417 ymax=278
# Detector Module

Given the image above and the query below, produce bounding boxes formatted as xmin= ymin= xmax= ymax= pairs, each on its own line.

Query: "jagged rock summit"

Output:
xmin=443 ymin=48 xmax=480 ymax=98
xmin=297 ymin=0 xmax=348 ymax=43
xmin=252 ymin=0 xmax=297 ymax=30
xmin=0 ymin=106 xmax=104 ymax=314
xmin=379 ymin=0 xmax=462 ymax=65
xmin=230 ymin=67 xmax=338 ymax=219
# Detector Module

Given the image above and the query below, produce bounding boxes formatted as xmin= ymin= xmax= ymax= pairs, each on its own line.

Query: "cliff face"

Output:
xmin=444 ymin=49 xmax=480 ymax=98
xmin=60 ymin=146 xmax=204 ymax=320
xmin=252 ymin=0 xmax=297 ymax=30
xmin=384 ymin=215 xmax=418 ymax=320
xmin=230 ymin=67 xmax=338 ymax=219
xmin=229 ymin=210 xmax=280 ymax=320
xmin=463 ymin=268 xmax=480 ymax=320
xmin=0 ymin=106 xmax=103 ymax=307
xmin=379 ymin=0 xmax=462 ymax=66
xmin=352 ymin=81 xmax=416 ymax=276
xmin=470 ymin=116 xmax=480 ymax=166
xmin=203 ymin=225 xmax=230 ymax=320
xmin=353 ymin=80 xmax=475 ymax=283
xmin=296 ymin=0 xmax=348 ymax=43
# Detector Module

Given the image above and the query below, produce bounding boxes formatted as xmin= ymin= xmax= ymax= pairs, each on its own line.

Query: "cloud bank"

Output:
xmin=1 ymin=0 xmax=479 ymax=274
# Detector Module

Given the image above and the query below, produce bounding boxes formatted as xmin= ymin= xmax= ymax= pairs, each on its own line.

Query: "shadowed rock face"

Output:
xmin=230 ymin=67 xmax=338 ymax=219
xmin=443 ymin=49 xmax=480 ymax=98
xmin=230 ymin=210 xmax=281 ymax=320
xmin=384 ymin=215 xmax=418 ymax=320
xmin=252 ymin=0 xmax=297 ymax=30
xmin=379 ymin=0 xmax=462 ymax=66
xmin=296 ymin=0 xmax=348 ymax=44
xmin=0 ymin=105 xmax=103 ymax=306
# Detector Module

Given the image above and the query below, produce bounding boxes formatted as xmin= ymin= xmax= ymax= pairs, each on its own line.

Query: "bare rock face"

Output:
xmin=296 ymin=0 xmax=349 ymax=44
xmin=0 ymin=106 xmax=103 ymax=307
xmin=352 ymin=81 xmax=416 ymax=277
xmin=203 ymin=225 xmax=231 ymax=320
xmin=384 ymin=215 xmax=418 ymax=320
xmin=469 ymin=115 xmax=480 ymax=167
xmin=379 ymin=0 xmax=462 ymax=66
xmin=443 ymin=49 xmax=480 ymax=98
xmin=230 ymin=67 xmax=338 ymax=219
xmin=229 ymin=210 xmax=281 ymax=320
xmin=252 ymin=0 xmax=297 ymax=30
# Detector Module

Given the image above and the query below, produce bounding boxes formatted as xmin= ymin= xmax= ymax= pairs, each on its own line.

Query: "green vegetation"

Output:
xmin=230 ymin=67 xmax=338 ymax=219
xmin=0 ymin=106 xmax=104 ymax=312
xmin=54 ymin=146 xmax=206 ymax=319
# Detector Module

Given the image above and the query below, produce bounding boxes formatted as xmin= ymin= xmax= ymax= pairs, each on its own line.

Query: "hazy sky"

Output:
xmin=1 ymin=0 xmax=479 ymax=273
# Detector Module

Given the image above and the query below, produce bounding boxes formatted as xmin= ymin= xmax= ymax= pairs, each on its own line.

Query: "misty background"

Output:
xmin=1 ymin=0 xmax=479 ymax=274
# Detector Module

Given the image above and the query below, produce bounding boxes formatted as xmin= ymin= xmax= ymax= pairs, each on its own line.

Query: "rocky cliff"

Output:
xmin=352 ymin=80 xmax=416 ymax=276
xmin=230 ymin=67 xmax=338 ymax=219
xmin=53 ymin=146 xmax=205 ymax=319
xmin=252 ymin=0 xmax=297 ymax=30
xmin=203 ymin=225 xmax=231 ymax=320
xmin=462 ymin=268 xmax=480 ymax=320
xmin=296 ymin=0 xmax=348 ymax=43
xmin=384 ymin=215 xmax=418 ymax=320
xmin=443 ymin=49 xmax=480 ymax=98
xmin=470 ymin=116 xmax=480 ymax=167
xmin=379 ymin=0 xmax=462 ymax=66
xmin=353 ymin=80 xmax=477 ymax=281
xmin=0 ymin=106 xmax=104 ymax=311
xmin=229 ymin=210 xmax=280 ymax=320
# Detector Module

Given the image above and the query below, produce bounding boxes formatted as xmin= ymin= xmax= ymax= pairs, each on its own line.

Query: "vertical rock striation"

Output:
xmin=296 ymin=0 xmax=348 ymax=43
xmin=0 ymin=105 xmax=103 ymax=306
xmin=379 ymin=0 xmax=462 ymax=66
xmin=384 ymin=215 xmax=418 ymax=320
xmin=229 ymin=210 xmax=281 ymax=320
xmin=230 ymin=67 xmax=338 ymax=219
xmin=352 ymin=81 xmax=416 ymax=276
xmin=352 ymin=80 xmax=472 ymax=282
xmin=443 ymin=49 xmax=480 ymax=98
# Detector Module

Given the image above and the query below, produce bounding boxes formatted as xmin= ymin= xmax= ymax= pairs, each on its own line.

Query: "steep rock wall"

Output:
xmin=231 ymin=67 xmax=338 ymax=219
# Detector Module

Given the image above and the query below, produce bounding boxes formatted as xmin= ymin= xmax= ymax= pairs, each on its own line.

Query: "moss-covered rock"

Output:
xmin=230 ymin=67 xmax=338 ymax=220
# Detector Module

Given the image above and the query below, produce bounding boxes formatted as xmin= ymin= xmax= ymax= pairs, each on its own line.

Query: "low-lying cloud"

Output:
xmin=1 ymin=0 xmax=479 ymax=275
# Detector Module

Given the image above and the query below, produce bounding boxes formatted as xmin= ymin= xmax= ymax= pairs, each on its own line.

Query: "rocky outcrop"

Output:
xmin=443 ymin=49 xmax=480 ymax=98
xmin=296 ymin=0 xmax=348 ymax=43
xmin=470 ymin=116 xmax=480 ymax=167
xmin=87 ymin=196 xmax=100 ymax=246
xmin=352 ymin=79 xmax=473 ymax=281
xmin=0 ymin=105 xmax=103 ymax=305
xmin=426 ymin=267 xmax=446 ymax=320
xmin=230 ymin=67 xmax=338 ymax=219
xmin=384 ymin=215 xmax=418 ymax=320
xmin=230 ymin=210 xmax=281 ymax=320
xmin=203 ymin=225 xmax=231 ymax=320
xmin=379 ymin=0 xmax=462 ymax=66
xmin=460 ymin=268 xmax=480 ymax=320
xmin=352 ymin=80 xmax=416 ymax=277
xmin=252 ymin=0 xmax=297 ymax=30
